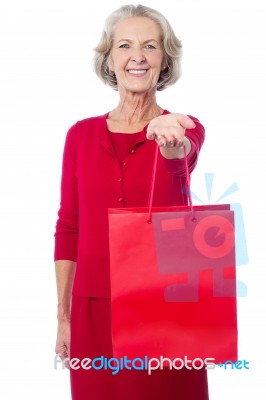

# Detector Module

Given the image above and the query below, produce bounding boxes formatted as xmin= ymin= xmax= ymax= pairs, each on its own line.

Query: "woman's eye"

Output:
xmin=119 ymin=44 xmax=129 ymax=48
xmin=145 ymin=44 xmax=156 ymax=49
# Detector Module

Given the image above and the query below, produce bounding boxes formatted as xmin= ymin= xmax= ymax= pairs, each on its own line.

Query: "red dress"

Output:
xmin=54 ymin=111 xmax=204 ymax=297
xmin=54 ymin=112 xmax=208 ymax=399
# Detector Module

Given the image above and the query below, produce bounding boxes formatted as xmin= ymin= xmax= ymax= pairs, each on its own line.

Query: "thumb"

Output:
xmin=174 ymin=114 xmax=196 ymax=129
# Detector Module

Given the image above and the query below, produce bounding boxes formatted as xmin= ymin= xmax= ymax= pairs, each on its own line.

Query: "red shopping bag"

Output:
xmin=108 ymin=148 xmax=237 ymax=363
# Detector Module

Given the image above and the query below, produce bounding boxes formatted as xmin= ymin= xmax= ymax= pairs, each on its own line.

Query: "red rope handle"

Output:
xmin=147 ymin=144 xmax=159 ymax=223
xmin=147 ymin=143 xmax=195 ymax=223
xmin=183 ymin=146 xmax=196 ymax=221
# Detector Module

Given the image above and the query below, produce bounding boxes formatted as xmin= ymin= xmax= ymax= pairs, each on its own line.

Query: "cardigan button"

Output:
xmin=130 ymin=149 xmax=135 ymax=153
xmin=118 ymin=177 xmax=122 ymax=182
xmin=122 ymin=162 xmax=127 ymax=167
xmin=118 ymin=197 xmax=123 ymax=202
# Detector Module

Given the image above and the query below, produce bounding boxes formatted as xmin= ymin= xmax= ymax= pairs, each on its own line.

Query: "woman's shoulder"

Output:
xmin=65 ymin=113 xmax=108 ymax=137
xmin=72 ymin=113 xmax=108 ymax=129
xmin=64 ymin=113 xmax=109 ymax=149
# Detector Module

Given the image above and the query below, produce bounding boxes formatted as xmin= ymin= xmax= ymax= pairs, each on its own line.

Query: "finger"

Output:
xmin=163 ymin=140 xmax=184 ymax=148
xmin=156 ymin=136 xmax=168 ymax=147
xmin=55 ymin=342 xmax=69 ymax=359
xmin=166 ymin=138 xmax=177 ymax=148
xmin=146 ymin=128 xmax=156 ymax=140
xmin=61 ymin=352 xmax=71 ymax=370
xmin=152 ymin=134 xmax=165 ymax=147
xmin=64 ymin=360 xmax=70 ymax=370
xmin=154 ymin=134 xmax=164 ymax=142
xmin=55 ymin=351 xmax=68 ymax=369
xmin=163 ymin=133 xmax=184 ymax=145
xmin=60 ymin=348 xmax=71 ymax=370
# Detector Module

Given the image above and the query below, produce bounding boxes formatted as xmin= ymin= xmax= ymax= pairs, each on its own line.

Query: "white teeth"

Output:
xmin=128 ymin=70 xmax=146 ymax=74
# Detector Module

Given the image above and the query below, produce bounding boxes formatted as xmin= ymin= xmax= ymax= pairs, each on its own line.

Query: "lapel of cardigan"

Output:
xmin=99 ymin=113 xmax=116 ymax=157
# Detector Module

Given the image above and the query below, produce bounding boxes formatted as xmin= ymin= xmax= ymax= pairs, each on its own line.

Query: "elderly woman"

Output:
xmin=54 ymin=4 xmax=208 ymax=400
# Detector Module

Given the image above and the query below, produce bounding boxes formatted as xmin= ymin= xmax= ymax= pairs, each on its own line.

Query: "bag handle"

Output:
xmin=147 ymin=144 xmax=195 ymax=223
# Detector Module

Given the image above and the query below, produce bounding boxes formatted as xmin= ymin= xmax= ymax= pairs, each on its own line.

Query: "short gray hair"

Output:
xmin=93 ymin=4 xmax=182 ymax=91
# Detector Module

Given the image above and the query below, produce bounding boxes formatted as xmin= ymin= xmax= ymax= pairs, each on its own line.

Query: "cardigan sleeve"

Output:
xmin=162 ymin=115 xmax=205 ymax=176
xmin=54 ymin=124 xmax=79 ymax=262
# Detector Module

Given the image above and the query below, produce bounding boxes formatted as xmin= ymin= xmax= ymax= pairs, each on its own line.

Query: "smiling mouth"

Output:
xmin=127 ymin=69 xmax=148 ymax=75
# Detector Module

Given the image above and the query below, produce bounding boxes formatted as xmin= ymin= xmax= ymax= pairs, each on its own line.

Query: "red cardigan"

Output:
xmin=54 ymin=111 xmax=205 ymax=297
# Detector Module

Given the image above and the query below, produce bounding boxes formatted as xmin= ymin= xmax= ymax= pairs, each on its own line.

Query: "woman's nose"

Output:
xmin=130 ymin=48 xmax=146 ymax=64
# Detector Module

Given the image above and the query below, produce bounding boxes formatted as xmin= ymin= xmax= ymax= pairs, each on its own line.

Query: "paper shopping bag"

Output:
xmin=108 ymin=204 xmax=237 ymax=363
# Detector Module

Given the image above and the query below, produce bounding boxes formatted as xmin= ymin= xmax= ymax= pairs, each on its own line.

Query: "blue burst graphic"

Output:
xmin=190 ymin=173 xmax=248 ymax=297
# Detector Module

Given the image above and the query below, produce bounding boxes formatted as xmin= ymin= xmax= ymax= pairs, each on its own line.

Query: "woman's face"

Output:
xmin=109 ymin=17 xmax=164 ymax=95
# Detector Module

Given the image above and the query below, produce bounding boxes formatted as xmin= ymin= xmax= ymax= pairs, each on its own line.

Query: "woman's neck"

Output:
xmin=109 ymin=91 xmax=163 ymax=126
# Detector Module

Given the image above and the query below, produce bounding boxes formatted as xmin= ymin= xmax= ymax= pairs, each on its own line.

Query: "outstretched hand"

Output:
xmin=146 ymin=113 xmax=195 ymax=158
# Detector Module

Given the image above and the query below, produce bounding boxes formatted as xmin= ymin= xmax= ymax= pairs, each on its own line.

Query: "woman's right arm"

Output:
xmin=54 ymin=124 xmax=79 ymax=369
xmin=55 ymin=260 xmax=76 ymax=369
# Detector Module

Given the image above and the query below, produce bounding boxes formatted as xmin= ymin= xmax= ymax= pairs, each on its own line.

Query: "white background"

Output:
xmin=0 ymin=0 xmax=265 ymax=398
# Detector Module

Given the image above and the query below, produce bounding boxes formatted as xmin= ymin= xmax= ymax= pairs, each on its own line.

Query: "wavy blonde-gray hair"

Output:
xmin=93 ymin=4 xmax=182 ymax=91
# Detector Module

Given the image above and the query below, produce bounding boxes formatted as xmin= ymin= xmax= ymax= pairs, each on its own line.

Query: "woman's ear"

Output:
xmin=160 ymin=60 xmax=166 ymax=71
